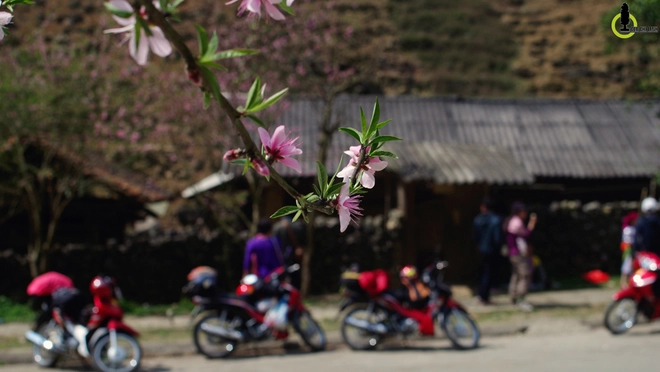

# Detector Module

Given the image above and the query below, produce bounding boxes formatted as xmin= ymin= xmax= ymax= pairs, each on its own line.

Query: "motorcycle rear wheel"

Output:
xmin=193 ymin=314 xmax=239 ymax=358
xmin=340 ymin=305 xmax=384 ymax=350
xmin=32 ymin=320 xmax=61 ymax=368
xmin=292 ymin=310 xmax=326 ymax=351
xmin=441 ymin=308 xmax=480 ymax=350
xmin=604 ymin=298 xmax=638 ymax=335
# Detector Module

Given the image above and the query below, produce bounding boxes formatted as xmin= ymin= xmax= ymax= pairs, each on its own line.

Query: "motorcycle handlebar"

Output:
xmin=287 ymin=264 xmax=301 ymax=273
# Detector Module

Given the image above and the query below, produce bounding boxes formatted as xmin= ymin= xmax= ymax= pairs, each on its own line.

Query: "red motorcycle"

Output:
xmin=185 ymin=264 xmax=326 ymax=358
xmin=339 ymin=261 xmax=480 ymax=350
xmin=605 ymin=251 xmax=660 ymax=334
xmin=25 ymin=276 xmax=141 ymax=372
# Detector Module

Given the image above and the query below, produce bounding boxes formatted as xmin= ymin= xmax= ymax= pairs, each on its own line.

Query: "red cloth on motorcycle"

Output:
xmin=358 ymin=269 xmax=390 ymax=296
xmin=27 ymin=272 xmax=74 ymax=296
xmin=582 ymin=270 xmax=610 ymax=285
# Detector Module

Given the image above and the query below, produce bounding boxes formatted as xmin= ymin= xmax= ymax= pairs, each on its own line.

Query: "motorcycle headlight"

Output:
xmin=639 ymin=257 xmax=658 ymax=271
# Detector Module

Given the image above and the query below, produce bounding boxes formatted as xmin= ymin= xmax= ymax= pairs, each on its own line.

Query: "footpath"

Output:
xmin=0 ymin=286 xmax=617 ymax=365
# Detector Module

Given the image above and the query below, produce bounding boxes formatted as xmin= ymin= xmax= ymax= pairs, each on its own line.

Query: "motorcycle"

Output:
xmin=339 ymin=261 xmax=480 ymax=350
xmin=184 ymin=264 xmax=326 ymax=358
xmin=25 ymin=276 xmax=142 ymax=372
xmin=604 ymin=251 xmax=660 ymax=334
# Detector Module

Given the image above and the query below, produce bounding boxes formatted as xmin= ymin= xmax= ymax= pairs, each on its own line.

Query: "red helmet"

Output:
xmin=400 ymin=265 xmax=418 ymax=280
xmin=90 ymin=276 xmax=115 ymax=299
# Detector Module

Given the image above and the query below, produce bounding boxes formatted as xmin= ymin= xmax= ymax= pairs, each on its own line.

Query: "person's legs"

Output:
xmin=508 ymin=256 xmax=520 ymax=302
xmin=478 ymin=254 xmax=493 ymax=303
xmin=509 ymin=255 xmax=530 ymax=304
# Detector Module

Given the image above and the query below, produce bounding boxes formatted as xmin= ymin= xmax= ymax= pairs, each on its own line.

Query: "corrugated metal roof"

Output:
xmin=387 ymin=142 xmax=532 ymax=185
xmin=266 ymin=96 xmax=660 ymax=184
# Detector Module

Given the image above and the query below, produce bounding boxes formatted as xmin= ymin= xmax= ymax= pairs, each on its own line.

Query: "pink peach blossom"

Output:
xmin=258 ymin=125 xmax=302 ymax=173
xmin=336 ymin=181 xmax=362 ymax=232
xmin=336 ymin=145 xmax=388 ymax=189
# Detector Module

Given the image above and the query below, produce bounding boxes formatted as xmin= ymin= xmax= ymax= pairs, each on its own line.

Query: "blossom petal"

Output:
xmin=252 ymin=159 xmax=270 ymax=177
xmin=348 ymin=145 xmax=361 ymax=156
xmin=360 ymin=170 xmax=376 ymax=189
xmin=258 ymin=127 xmax=271 ymax=148
xmin=262 ymin=0 xmax=285 ymax=20
xmin=269 ymin=125 xmax=286 ymax=150
xmin=246 ymin=0 xmax=262 ymax=14
xmin=336 ymin=165 xmax=356 ymax=179
xmin=0 ymin=11 xmax=13 ymax=26
xmin=369 ymin=159 xmax=388 ymax=171
xmin=338 ymin=208 xmax=351 ymax=232
xmin=109 ymin=0 xmax=135 ymax=26
xmin=279 ymin=145 xmax=302 ymax=157
xmin=279 ymin=157 xmax=302 ymax=173
xmin=130 ymin=28 xmax=150 ymax=66
xmin=104 ymin=24 xmax=134 ymax=34
xmin=148 ymin=27 xmax=172 ymax=57
xmin=286 ymin=0 xmax=294 ymax=6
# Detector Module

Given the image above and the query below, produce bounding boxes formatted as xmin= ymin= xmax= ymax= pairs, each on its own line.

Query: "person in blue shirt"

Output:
xmin=471 ymin=197 xmax=503 ymax=305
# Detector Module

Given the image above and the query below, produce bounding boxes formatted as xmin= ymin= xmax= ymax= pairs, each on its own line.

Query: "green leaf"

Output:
xmin=207 ymin=49 xmax=259 ymax=60
xmin=104 ymin=2 xmax=134 ymax=18
xmin=317 ymin=161 xmax=328 ymax=197
xmin=159 ymin=0 xmax=168 ymax=13
xmin=271 ymin=205 xmax=299 ymax=218
xmin=242 ymin=158 xmax=250 ymax=175
xmin=202 ymin=92 xmax=212 ymax=109
xmin=279 ymin=2 xmax=294 ymax=15
xmin=370 ymin=150 xmax=398 ymax=159
xmin=230 ymin=159 xmax=247 ymax=165
xmin=199 ymin=66 xmax=221 ymax=104
xmin=246 ymin=114 xmax=265 ymax=128
xmin=369 ymin=135 xmax=402 ymax=146
xmin=135 ymin=16 xmax=153 ymax=37
xmin=312 ymin=183 xmax=322 ymax=197
xmin=359 ymin=107 xmax=367 ymax=139
xmin=326 ymin=182 xmax=345 ymax=197
xmin=199 ymin=61 xmax=228 ymax=71
xmin=366 ymin=98 xmax=380 ymax=140
xmin=328 ymin=154 xmax=344 ymax=187
xmin=247 ymin=88 xmax=288 ymax=114
xmin=376 ymin=119 xmax=392 ymax=130
xmin=168 ymin=0 xmax=185 ymax=11
xmin=245 ymin=78 xmax=261 ymax=111
xmin=292 ymin=210 xmax=302 ymax=223
xmin=207 ymin=31 xmax=219 ymax=58
xmin=339 ymin=127 xmax=362 ymax=143
xmin=133 ymin=22 xmax=142 ymax=53
xmin=195 ymin=25 xmax=209 ymax=56
xmin=306 ymin=194 xmax=320 ymax=203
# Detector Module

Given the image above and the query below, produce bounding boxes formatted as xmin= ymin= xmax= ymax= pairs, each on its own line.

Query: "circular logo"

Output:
xmin=611 ymin=13 xmax=638 ymax=39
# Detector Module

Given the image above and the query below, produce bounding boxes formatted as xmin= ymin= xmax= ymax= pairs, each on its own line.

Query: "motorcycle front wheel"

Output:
xmin=91 ymin=332 xmax=141 ymax=372
xmin=32 ymin=320 xmax=61 ymax=368
xmin=441 ymin=307 xmax=480 ymax=350
xmin=340 ymin=305 xmax=384 ymax=350
xmin=604 ymin=298 xmax=638 ymax=335
xmin=292 ymin=310 xmax=326 ymax=351
xmin=193 ymin=314 xmax=239 ymax=358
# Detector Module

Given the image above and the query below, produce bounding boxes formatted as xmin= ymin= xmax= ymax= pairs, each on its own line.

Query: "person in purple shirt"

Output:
xmin=504 ymin=202 xmax=537 ymax=312
xmin=243 ymin=219 xmax=285 ymax=279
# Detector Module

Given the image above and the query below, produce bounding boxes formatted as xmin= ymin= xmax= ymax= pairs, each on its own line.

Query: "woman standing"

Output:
xmin=505 ymin=202 xmax=537 ymax=312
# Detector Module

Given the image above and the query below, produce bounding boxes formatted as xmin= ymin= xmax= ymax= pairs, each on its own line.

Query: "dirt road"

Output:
xmin=4 ymin=321 xmax=659 ymax=372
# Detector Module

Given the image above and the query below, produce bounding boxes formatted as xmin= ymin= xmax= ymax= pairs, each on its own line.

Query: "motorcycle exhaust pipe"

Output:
xmin=200 ymin=322 xmax=244 ymax=341
xmin=343 ymin=316 xmax=388 ymax=335
xmin=25 ymin=331 xmax=67 ymax=354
